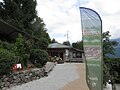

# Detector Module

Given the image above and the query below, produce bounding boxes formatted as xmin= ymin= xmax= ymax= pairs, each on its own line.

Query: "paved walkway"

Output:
xmin=62 ymin=63 xmax=89 ymax=90
xmin=9 ymin=63 xmax=89 ymax=90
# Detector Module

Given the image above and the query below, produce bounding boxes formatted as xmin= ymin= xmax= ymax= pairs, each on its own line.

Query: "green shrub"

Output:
xmin=0 ymin=40 xmax=14 ymax=52
xmin=33 ymin=38 xmax=49 ymax=50
xmin=0 ymin=48 xmax=16 ymax=75
xmin=30 ymin=49 xmax=48 ymax=68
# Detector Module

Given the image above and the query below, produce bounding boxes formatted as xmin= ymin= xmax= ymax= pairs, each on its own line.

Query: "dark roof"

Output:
xmin=48 ymin=43 xmax=72 ymax=49
xmin=0 ymin=20 xmax=39 ymax=41
xmin=72 ymin=48 xmax=83 ymax=52
xmin=48 ymin=43 xmax=84 ymax=52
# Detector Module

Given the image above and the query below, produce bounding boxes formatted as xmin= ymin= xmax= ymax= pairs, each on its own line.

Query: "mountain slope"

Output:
xmin=108 ymin=38 xmax=120 ymax=58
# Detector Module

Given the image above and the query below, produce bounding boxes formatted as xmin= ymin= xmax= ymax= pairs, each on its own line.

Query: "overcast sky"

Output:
xmin=36 ymin=0 xmax=120 ymax=43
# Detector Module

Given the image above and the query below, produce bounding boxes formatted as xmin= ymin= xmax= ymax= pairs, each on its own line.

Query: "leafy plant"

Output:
xmin=34 ymin=38 xmax=49 ymax=50
xmin=14 ymin=34 xmax=25 ymax=64
xmin=0 ymin=40 xmax=14 ymax=52
xmin=0 ymin=48 xmax=16 ymax=75
xmin=30 ymin=49 xmax=48 ymax=68
xmin=72 ymin=40 xmax=83 ymax=50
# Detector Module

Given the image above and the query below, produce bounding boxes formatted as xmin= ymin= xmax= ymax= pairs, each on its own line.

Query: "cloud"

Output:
xmin=36 ymin=0 xmax=120 ymax=43
xmin=36 ymin=0 xmax=82 ymax=43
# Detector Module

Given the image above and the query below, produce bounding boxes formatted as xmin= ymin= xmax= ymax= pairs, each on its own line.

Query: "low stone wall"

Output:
xmin=0 ymin=67 xmax=45 ymax=90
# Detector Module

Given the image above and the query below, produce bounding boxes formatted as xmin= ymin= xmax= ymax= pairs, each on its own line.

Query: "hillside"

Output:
xmin=108 ymin=38 xmax=120 ymax=58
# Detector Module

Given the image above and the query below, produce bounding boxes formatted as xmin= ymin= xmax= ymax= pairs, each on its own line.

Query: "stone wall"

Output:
xmin=0 ymin=67 xmax=45 ymax=90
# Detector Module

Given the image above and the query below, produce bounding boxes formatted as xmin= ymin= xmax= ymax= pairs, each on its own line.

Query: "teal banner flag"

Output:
xmin=80 ymin=7 xmax=103 ymax=90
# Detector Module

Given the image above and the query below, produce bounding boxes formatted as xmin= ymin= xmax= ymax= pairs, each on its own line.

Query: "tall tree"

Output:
xmin=32 ymin=17 xmax=50 ymax=40
xmin=103 ymin=31 xmax=118 ymax=88
xmin=0 ymin=0 xmax=37 ymax=31
xmin=63 ymin=41 xmax=70 ymax=46
xmin=0 ymin=0 xmax=51 ymax=50
xmin=103 ymin=31 xmax=118 ymax=57
xmin=72 ymin=41 xmax=83 ymax=50
xmin=51 ymin=38 xmax=57 ymax=43
xmin=32 ymin=16 xmax=51 ymax=50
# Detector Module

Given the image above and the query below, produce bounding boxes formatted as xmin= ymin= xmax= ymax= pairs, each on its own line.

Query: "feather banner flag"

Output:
xmin=80 ymin=7 xmax=103 ymax=90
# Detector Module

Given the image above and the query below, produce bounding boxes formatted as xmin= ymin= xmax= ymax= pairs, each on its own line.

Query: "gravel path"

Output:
xmin=10 ymin=63 xmax=79 ymax=90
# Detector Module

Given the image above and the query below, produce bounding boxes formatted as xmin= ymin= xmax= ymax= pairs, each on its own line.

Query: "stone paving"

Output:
xmin=62 ymin=63 xmax=89 ymax=90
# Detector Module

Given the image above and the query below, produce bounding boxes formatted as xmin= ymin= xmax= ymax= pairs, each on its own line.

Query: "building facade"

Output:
xmin=47 ymin=43 xmax=84 ymax=62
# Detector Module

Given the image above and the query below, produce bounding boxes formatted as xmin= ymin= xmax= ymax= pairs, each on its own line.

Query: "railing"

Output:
xmin=69 ymin=58 xmax=83 ymax=62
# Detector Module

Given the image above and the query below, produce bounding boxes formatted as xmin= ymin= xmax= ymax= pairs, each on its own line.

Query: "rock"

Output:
xmin=9 ymin=84 xmax=14 ymax=88
xmin=25 ymin=75 xmax=29 ymax=79
xmin=1 ymin=82 xmax=5 ymax=86
xmin=14 ymin=77 xmax=20 ymax=83
xmin=19 ymin=74 xmax=25 ymax=83
xmin=4 ymin=82 xmax=10 ymax=87
xmin=13 ymin=76 xmax=17 ymax=80
xmin=0 ymin=79 xmax=2 ymax=85
xmin=2 ymin=87 xmax=8 ymax=90
xmin=0 ymin=68 xmax=45 ymax=89
xmin=12 ymin=83 xmax=17 ymax=87
xmin=8 ymin=77 xmax=13 ymax=82
xmin=36 ymin=77 xmax=39 ymax=79
xmin=29 ymin=73 xmax=32 ymax=76
xmin=3 ymin=77 xmax=9 ymax=82
xmin=3 ymin=75 xmax=6 ymax=78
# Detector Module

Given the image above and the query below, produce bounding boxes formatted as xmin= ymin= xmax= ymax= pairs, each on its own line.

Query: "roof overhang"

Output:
xmin=0 ymin=20 xmax=39 ymax=41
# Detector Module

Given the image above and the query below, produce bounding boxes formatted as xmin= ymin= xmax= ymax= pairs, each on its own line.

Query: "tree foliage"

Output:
xmin=32 ymin=16 xmax=51 ymax=48
xmin=103 ymin=31 xmax=118 ymax=57
xmin=63 ymin=41 xmax=70 ymax=46
xmin=0 ymin=0 xmax=51 ymax=50
xmin=0 ymin=48 xmax=16 ymax=75
xmin=30 ymin=49 xmax=48 ymax=68
xmin=0 ymin=0 xmax=37 ymax=30
xmin=51 ymin=38 xmax=57 ymax=43
xmin=14 ymin=34 xmax=25 ymax=63
xmin=72 ymin=41 xmax=83 ymax=50
xmin=34 ymin=38 xmax=49 ymax=50
xmin=0 ymin=0 xmax=51 ymax=71
xmin=103 ymin=31 xmax=118 ymax=87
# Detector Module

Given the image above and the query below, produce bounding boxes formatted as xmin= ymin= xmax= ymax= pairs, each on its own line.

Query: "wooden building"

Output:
xmin=47 ymin=43 xmax=84 ymax=62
